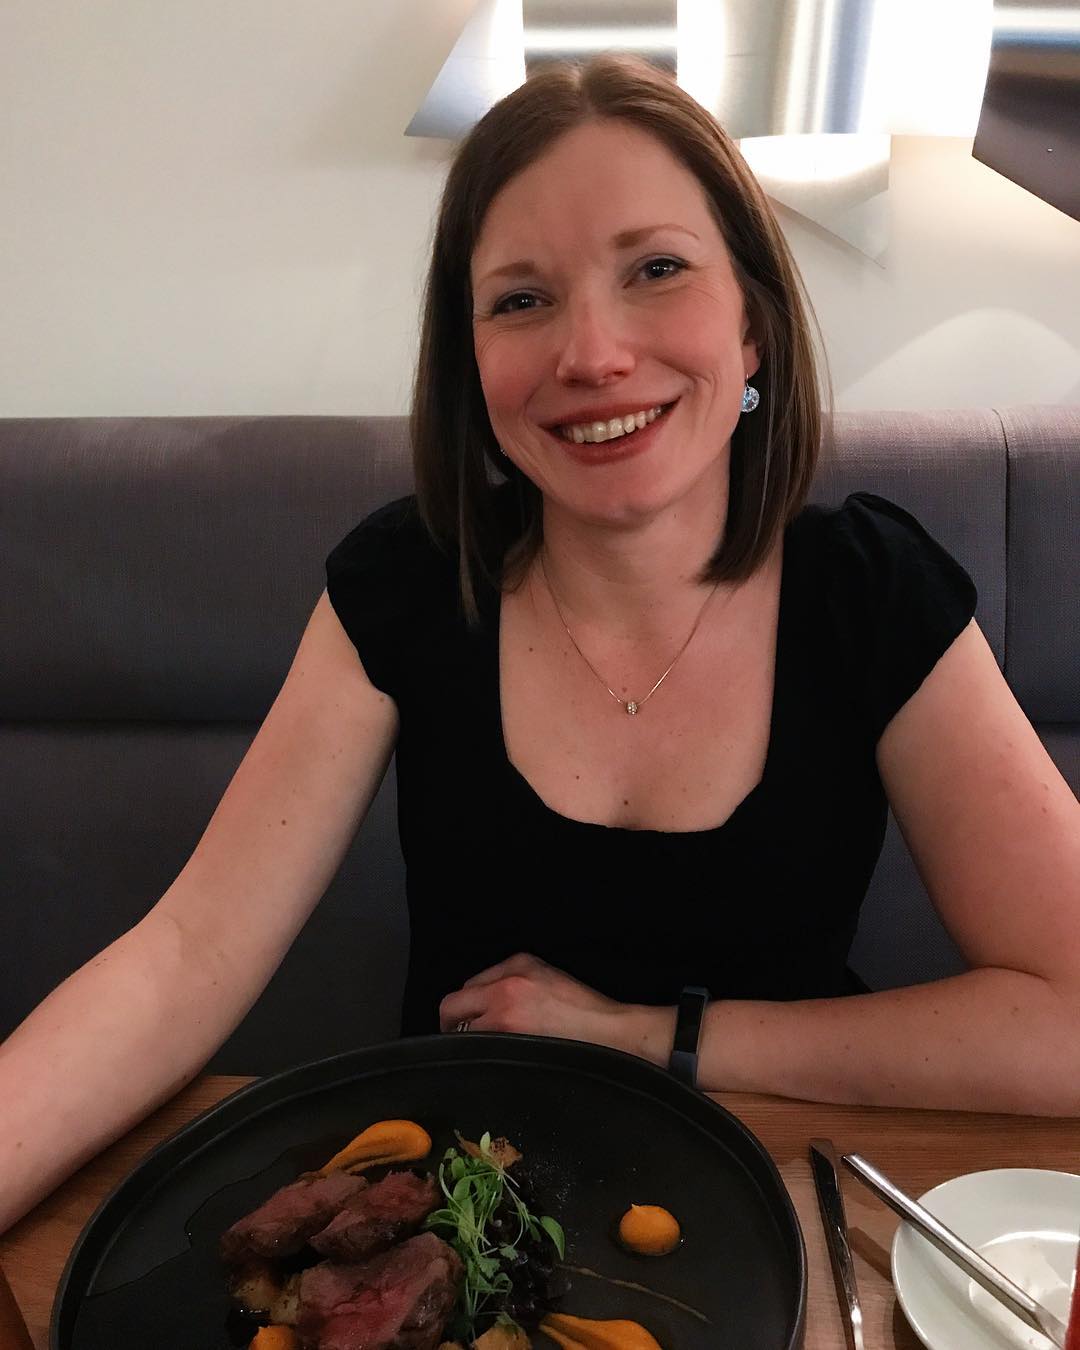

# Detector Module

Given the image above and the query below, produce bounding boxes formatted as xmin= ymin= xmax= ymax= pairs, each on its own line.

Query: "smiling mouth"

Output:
xmin=554 ymin=402 xmax=676 ymax=445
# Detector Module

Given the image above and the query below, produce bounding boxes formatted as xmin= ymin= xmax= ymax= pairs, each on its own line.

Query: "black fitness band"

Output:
xmin=668 ymin=985 xmax=710 ymax=1088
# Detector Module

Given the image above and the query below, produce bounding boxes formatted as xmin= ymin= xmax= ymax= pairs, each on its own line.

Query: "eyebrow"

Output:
xmin=476 ymin=223 xmax=700 ymax=286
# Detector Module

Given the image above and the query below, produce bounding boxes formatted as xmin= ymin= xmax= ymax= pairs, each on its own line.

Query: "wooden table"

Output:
xmin=2 ymin=1076 xmax=1078 ymax=1349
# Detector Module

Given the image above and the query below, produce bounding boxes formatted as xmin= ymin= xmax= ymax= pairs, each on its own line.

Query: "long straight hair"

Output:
xmin=412 ymin=55 xmax=831 ymax=623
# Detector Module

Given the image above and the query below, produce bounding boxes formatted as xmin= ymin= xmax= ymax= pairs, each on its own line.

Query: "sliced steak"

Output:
xmin=309 ymin=1171 xmax=440 ymax=1261
xmin=221 ymin=1171 xmax=369 ymax=1265
xmin=297 ymin=1232 xmax=462 ymax=1350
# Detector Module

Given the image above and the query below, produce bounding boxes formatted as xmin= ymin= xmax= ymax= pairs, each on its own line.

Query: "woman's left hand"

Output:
xmin=438 ymin=952 xmax=672 ymax=1063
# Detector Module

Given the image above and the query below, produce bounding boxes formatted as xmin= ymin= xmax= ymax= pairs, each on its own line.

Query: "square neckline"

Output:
xmin=490 ymin=521 xmax=795 ymax=838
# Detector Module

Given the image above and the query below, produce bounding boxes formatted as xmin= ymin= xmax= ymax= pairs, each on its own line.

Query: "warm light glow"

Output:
xmin=676 ymin=0 xmax=994 ymax=142
xmin=741 ymin=133 xmax=890 ymax=188
xmin=526 ymin=25 xmax=677 ymax=53
xmin=486 ymin=0 xmax=526 ymax=100
xmin=676 ymin=0 xmax=727 ymax=115
xmin=995 ymin=4 xmax=1080 ymax=38
xmin=872 ymin=0 xmax=994 ymax=136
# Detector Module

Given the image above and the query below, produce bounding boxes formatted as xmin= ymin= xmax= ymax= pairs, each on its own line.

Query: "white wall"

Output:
xmin=2 ymin=0 xmax=1078 ymax=416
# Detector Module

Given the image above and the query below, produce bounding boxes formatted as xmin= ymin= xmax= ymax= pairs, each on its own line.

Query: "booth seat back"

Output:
xmin=1 ymin=408 xmax=1076 ymax=1073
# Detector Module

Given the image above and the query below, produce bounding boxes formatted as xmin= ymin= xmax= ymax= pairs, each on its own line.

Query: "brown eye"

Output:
xmin=640 ymin=257 xmax=685 ymax=281
xmin=493 ymin=292 xmax=542 ymax=315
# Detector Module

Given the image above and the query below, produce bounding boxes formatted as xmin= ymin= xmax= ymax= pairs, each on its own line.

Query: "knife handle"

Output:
xmin=809 ymin=1139 xmax=866 ymax=1350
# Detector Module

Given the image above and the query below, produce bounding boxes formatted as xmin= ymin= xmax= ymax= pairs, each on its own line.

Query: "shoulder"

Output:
xmin=789 ymin=491 xmax=979 ymax=742
xmin=326 ymin=494 xmax=441 ymax=577
xmin=794 ymin=489 xmax=963 ymax=564
xmin=324 ymin=495 xmax=458 ymax=695
xmin=326 ymin=493 xmax=459 ymax=609
xmin=793 ymin=491 xmax=976 ymax=608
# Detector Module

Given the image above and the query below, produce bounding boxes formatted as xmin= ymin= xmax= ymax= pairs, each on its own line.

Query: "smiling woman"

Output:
xmin=2 ymin=50 xmax=1080 ymax=1251
xmin=469 ymin=119 xmax=759 ymax=536
xmin=412 ymin=58 xmax=823 ymax=621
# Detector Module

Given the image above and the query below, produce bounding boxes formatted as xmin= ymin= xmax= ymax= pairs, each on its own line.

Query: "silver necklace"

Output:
xmin=539 ymin=550 xmax=724 ymax=716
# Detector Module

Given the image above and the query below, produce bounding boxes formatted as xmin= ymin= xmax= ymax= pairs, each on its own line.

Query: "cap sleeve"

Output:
xmin=829 ymin=491 xmax=978 ymax=743
xmin=325 ymin=495 xmax=456 ymax=699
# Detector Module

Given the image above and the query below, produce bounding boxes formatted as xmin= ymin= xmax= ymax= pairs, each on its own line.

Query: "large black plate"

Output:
xmin=53 ymin=1035 xmax=805 ymax=1348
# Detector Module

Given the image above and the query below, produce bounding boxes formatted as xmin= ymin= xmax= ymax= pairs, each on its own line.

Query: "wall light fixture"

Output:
xmin=408 ymin=0 xmax=1077 ymax=258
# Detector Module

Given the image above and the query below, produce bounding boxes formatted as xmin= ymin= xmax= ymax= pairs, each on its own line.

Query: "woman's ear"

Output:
xmin=740 ymin=299 xmax=763 ymax=379
xmin=742 ymin=333 xmax=762 ymax=381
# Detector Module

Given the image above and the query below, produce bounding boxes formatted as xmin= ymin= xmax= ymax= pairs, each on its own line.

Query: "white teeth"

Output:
xmin=559 ymin=405 xmax=666 ymax=443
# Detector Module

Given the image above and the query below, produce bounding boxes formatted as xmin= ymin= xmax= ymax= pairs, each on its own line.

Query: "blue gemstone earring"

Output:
xmin=741 ymin=381 xmax=760 ymax=413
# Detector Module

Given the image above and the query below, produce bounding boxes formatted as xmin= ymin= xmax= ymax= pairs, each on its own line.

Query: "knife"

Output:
xmin=809 ymin=1138 xmax=866 ymax=1350
xmin=842 ymin=1152 xmax=1068 ymax=1350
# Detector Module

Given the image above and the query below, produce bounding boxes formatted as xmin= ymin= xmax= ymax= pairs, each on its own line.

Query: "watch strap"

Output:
xmin=668 ymin=985 xmax=710 ymax=1088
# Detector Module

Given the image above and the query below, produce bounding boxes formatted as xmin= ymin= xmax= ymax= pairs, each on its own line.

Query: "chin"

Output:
xmin=589 ymin=454 xmax=727 ymax=518
xmin=547 ymin=477 xmax=695 ymax=533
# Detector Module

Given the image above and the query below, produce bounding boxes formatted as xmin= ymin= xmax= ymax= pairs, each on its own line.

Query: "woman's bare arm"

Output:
xmin=0 ymin=592 xmax=397 ymax=1232
xmin=683 ymin=619 xmax=1080 ymax=1111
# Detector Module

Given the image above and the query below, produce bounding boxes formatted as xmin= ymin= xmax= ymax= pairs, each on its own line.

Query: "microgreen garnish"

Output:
xmin=424 ymin=1133 xmax=565 ymax=1340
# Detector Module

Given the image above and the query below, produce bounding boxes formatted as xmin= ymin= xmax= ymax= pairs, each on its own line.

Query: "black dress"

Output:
xmin=326 ymin=491 xmax=977 ymax=1035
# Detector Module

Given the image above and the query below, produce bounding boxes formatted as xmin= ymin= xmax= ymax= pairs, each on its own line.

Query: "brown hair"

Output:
xmin=412 ymin=54 xmax=830 ymax=622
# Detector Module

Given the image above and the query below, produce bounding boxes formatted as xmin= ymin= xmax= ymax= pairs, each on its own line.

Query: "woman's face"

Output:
xmin=470 ymin=118 xmax=760 ymax=530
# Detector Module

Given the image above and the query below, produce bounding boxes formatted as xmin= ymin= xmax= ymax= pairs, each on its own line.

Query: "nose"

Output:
xmin=554 ymin=297 xmax=636 ymax=387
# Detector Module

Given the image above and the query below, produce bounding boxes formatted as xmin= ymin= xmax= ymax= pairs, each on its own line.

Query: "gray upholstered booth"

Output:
xmin=2 ymin=408 xmax=1077 ymax=1073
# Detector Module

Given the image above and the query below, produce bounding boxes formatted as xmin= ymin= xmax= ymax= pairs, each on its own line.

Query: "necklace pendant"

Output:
xmin=625 ymin=700 xmax=639 ymax=716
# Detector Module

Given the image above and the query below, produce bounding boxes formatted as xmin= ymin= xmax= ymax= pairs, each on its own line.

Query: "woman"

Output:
xmin=2 ymin=56 xmax=1079 ymax=1234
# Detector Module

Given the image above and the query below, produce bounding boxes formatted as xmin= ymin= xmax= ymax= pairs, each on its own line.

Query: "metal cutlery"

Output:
xmin=809 ymin=1137 xmax=866 ymax=1350
xmin=843 ymin=1151 xmax=1069 ymax=1350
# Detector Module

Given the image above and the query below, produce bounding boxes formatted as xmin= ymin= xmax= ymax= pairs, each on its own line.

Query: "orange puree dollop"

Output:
xmin=316 ymin=1119 xmax=431 ymax=1176
xmin=248 ymin=1328 xmax=298 ymax=1349
xmin=616 ymin=1204 xmax=681 ymax=1256
xmin=540 ymin=1312 xmax=663 ymax=1349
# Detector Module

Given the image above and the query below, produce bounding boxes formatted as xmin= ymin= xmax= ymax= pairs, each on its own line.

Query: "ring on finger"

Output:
xmin=455 ymin=1019 xmax=472 ymax=1033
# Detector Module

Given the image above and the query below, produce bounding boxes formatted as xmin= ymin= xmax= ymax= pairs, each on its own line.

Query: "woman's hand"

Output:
xmin=439 ymin=953 xmax=674 ymax=1064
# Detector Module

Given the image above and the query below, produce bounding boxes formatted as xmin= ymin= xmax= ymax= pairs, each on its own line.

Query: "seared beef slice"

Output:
xmin=310 ymin=1171 xmax=439 ymax=1261
xmin=297 ymin=1232 xmax=462 ymax=1350
xmin=221 ymin=1172 xmax=369 ymax=1264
